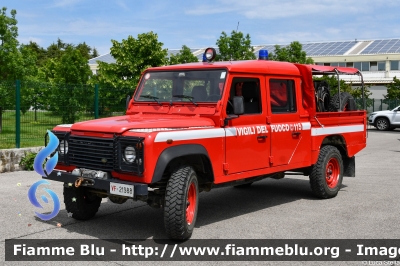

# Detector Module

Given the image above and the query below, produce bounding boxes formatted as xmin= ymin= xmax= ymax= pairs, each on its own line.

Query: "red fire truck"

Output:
xmin=44 ymin=48 xmax=367 ymax=240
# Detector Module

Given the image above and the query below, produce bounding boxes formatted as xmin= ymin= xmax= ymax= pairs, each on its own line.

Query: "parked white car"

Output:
xmin=369 ymin=106 xmax=400 ymax=131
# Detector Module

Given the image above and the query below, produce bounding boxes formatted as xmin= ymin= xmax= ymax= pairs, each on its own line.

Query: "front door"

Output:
xmin=224 ymin=76 xmax=270 ymax=174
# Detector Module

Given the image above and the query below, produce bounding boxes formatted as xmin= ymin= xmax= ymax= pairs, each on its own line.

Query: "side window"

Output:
xmin=269 ymin=79 xmax=297 ymax=113
xmin=227 ymin=78 xmax=261 ymax=115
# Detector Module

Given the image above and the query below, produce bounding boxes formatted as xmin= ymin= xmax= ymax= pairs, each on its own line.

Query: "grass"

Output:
xmin=0 ymin=110 xmax=97 ymax=149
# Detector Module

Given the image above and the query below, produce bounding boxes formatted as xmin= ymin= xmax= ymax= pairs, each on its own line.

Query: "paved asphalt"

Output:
xmin=1 ymin=128 xmax=400 ymax=266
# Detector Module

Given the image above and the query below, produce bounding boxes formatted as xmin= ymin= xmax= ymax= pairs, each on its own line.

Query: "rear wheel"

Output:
xmin=309 ymin=146 xmax=343 ymax=199
xmin=63 ymin=185 xmax=102 ymax=220
xmin=164 ymin=166 xmax=199 ymax=240
xmin=375 ymin=117 xmax=390 ymax=131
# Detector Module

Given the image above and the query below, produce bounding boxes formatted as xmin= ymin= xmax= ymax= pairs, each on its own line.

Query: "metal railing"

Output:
xmin=0 ymin=80 xmax=132 ymax=149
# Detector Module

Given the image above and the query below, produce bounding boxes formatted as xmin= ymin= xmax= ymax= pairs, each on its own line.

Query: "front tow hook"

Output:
xmin=75 ymin=177 xmax=95 ymax=188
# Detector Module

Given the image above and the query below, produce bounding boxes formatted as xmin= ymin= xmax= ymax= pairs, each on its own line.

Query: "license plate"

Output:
xmin=110 ymin=182 xmax=134 ymax=197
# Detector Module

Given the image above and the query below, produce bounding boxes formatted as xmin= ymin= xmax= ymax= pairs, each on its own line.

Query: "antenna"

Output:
xmin=236 ymin=21 xmax=240 ymax=32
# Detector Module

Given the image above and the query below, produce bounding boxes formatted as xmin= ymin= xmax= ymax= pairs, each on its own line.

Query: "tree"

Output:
xmin=269 ymin=41 xmax=314 ymax=64
xmin=23 ymin=41 xmax=47 ymax=66
xmin=168 ymin=45 xmax=198 ymax=65
xmin=215 ymin=30 xmax=256 ymax=61
xmin=91 ymin=47 xmax=99 ymax=58
xmin=45 ymin=38 xmax=71 ymax=60
xmin=93 ymin=32 xmax=168 ymax=89
xmin=384 ymin=76 xmax=400 ymax=100
xmin=39 ymin=46 xmax=93 ymax=123
xmin=91 ymin=32 xmax=167 ymax=115
xmin=76 ymin=42 xmax=92 ymax=60
xmin=383 ymin=76 xmax=400 ymax=109
xmin=0 ymin=7 xmax=36 ymax=116
xmin=0 ymin=7 xmax=25 ymax=80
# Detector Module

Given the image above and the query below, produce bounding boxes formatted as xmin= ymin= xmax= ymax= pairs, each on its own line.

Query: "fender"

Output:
xmin=151 ymin=144 xmax=212 ymax=183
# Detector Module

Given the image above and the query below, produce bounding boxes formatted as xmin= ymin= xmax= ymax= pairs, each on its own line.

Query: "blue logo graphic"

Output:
xmin=34 ymin=130 xmax=59 ymax=176
xmin=28 ymin=180 xmax=61 ymax=221
xmin=29 ymin=130 xmax=60 ymax=220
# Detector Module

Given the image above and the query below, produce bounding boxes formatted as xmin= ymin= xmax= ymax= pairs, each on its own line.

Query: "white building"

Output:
xmin=88 ymin=38 xmax=400 ymax=100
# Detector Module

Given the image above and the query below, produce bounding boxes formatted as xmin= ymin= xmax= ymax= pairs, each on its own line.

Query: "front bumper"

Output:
xmin=43 ymin=170 xmax=148 ymax=197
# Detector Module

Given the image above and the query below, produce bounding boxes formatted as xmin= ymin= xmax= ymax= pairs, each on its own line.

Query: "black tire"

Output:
xmin=329 ymin=92 xmax=357 ymax=111
xmin=234 ymin=182 xmax=253 ymax=188
xmin=375 ymin=117 xmax=390 ymax=131
xmin=309 ymin=145 xmax=343 ymax=199
xmin=164 ymin=166 xmax=199 ymax=240
xmin=315 ymin=81 xmax=331 ymax=112
xmin=64 ymin=185 xmax=102 ymax=220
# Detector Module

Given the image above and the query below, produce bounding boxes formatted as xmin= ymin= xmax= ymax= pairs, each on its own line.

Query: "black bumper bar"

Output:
xmin=43 ymin=170 xmax=148 ymax=196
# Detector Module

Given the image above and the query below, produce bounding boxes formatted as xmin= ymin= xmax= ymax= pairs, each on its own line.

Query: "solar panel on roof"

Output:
xmin=304 ymin=41 xmax=355 ymax=56
xmin=361 ymin=39 xmax=400 ymax=54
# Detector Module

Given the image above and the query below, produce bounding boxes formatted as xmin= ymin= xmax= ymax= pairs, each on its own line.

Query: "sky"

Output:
xmin=3 ymin=0 xmax=400 ymax=55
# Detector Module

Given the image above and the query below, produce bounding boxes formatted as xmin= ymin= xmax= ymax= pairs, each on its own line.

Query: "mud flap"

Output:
xmin=343 ymin=156 xmax=355 ymax=177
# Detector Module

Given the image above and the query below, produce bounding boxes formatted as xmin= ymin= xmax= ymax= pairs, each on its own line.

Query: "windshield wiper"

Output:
xmin=173 ymin=94 xmax=197 ymax=106
xmin=140 ymin=95 xmax=162 ymax=106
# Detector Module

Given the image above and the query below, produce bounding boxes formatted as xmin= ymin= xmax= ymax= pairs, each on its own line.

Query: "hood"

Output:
xmin=371 ymin=110 xmax=394 ymax=115
xmin=70 ymin=114 xmax=215 ymax=133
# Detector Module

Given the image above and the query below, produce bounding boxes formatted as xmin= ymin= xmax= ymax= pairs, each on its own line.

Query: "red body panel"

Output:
xmin=53 ymin=60 xmax=367 ymax=185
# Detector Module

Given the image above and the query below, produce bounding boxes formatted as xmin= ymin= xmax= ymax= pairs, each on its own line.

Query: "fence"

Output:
xmin=0 ymin=80 xmax=132 ymax=149
xmin=0 ymin=80 xmax=399 ymax=149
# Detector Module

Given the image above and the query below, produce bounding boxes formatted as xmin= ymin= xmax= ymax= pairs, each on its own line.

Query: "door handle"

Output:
xmin=257 ymin=135 xmax=267 ymax=140
xmin=292 ymin=132 xmax=301 ymax=137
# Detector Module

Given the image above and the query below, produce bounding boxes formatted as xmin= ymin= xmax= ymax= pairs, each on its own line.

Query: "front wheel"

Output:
xmin=309 ymin=145 xmax=343 ymax=199
xmin=63 ymin=185 xmax=102 ymax=220
xmin=375 ymin=117 xmax=390 ymax=131
xmin=164 ymin=166 xmax=199 ymax=240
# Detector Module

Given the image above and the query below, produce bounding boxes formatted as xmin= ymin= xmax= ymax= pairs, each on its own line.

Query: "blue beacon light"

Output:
xmin=259 ymin=50 xmax=268 ymax=60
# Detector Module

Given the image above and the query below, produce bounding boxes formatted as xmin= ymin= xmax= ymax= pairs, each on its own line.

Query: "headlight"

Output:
xmin=59 ymin=140 xmax=68 ymax=154
xmin=124 ymin=146 xmax=136 ymax=164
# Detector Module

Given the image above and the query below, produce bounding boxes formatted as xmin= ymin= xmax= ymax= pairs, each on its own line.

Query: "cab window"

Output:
xmin=227 ymin=78 xmax=261 ymax=114
xmin=269 ymin=79 xmax=296 ymax=113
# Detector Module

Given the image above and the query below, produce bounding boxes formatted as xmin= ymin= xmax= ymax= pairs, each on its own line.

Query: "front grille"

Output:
xmin=68 ymin=135 xmax=115 ymax=171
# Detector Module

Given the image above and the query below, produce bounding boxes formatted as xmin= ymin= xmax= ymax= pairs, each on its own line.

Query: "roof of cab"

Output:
xmin=146 ymin=60 xmax=301 ymax=76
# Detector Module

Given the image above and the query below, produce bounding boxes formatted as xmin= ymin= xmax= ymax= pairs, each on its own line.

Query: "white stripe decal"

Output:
xmin=225 ymin=127 xmax=237 ymax=137
xmin=311 ymin=125 xmax=364 ymax=136
xmin=155 ymin=128 xmax=225 ymax=142
xmin=57 ymin=124 xmax=73 ymax=128
xmin=301 ymin=122 xmax=311 ymax=130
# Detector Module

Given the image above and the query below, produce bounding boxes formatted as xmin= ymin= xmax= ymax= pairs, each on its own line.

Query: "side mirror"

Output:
xmin=233 ymin=96 xmax=244 ymax=115
xmin=126 ymin=95 xmax=131 ymax=110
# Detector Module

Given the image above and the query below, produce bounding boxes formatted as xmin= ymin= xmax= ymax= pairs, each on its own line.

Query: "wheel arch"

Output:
xmin=151 ymin=144 xmax=214 ymax=184
xmin=320 ymin=135 xmax=355 ymax=177
xmin=374 ymin=115 xmax=390 ymax=126
xmin=321 ymin=134 xmax=348 ymax=156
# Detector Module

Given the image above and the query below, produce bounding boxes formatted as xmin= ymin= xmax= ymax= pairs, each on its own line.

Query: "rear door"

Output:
xmin=267 ymin=77 xmax=310 ymax=167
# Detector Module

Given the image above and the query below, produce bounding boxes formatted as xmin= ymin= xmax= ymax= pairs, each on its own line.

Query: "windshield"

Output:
xmin=135 ymin=69 xmax=227 ymax=103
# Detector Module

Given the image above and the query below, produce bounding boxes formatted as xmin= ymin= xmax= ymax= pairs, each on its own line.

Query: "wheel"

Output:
xmin=329 ymin=92 xmax=357 ymax=111
xmin=63 ymin=185 xmax=102 ymax=220
xmin=164 ymin=166 xmax=199 ymax=240
xmin=375 ymin=117 xmax=390 ymax=131
xmin=309 ymin=145 xmax=343 ymax=199
xmin=315 ymin=81 xmax=330 ymax=112
xmin=234 ymin=182 xmax=253 ymax=188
